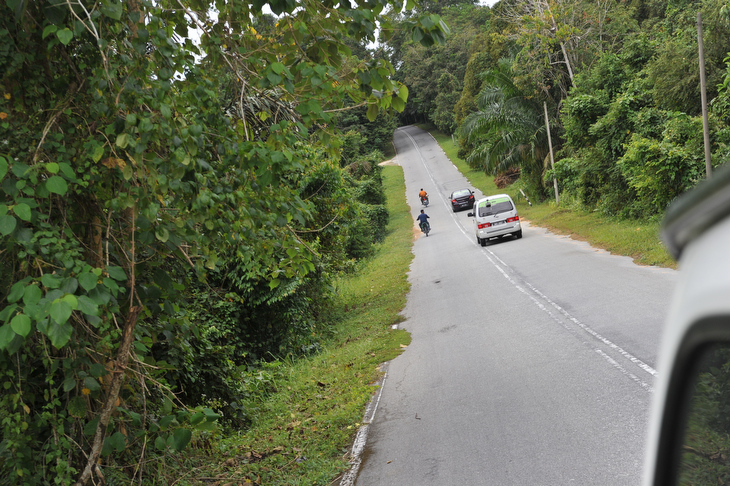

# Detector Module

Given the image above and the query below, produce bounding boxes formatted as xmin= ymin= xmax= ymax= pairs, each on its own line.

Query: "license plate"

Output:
xmin=492 ymin=220 xmax=505 ymax=226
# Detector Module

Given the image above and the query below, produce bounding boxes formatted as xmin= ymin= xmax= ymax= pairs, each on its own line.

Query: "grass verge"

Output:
xmin=426 ymin=125 xmax=675 ymax=268
xmin=179 ymin=165 xmax=415 ymax=485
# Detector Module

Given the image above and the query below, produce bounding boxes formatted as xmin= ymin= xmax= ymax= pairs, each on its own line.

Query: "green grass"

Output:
xmin=178 ymin=165 xmax=415 ymax=485
xmin=426 ymin=125 xmax=675 ymax=268
xmin=169 ymin=126 xmax=676 ymax=484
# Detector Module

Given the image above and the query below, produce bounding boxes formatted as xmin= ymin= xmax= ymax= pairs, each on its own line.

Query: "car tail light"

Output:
xmin=452 ymin=199 xmax=457 ymax=204
xmin=478 ymin=222 xmax=491 ymax=229
xmin=506 ymin=216 xmax=520 ymax=223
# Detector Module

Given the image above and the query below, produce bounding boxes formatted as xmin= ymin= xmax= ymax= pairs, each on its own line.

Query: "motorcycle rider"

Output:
xmin=416 ymin=209 xmax=430 ymax=233
xmin=418 ymin=188 xmax=429 ymax=205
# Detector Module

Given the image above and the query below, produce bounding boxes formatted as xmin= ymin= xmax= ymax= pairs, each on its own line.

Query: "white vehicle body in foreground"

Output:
xmin=644 ymin=165 xmax=730 ymax=485
xmin=468 ymin=194 xmax=522 ymax=246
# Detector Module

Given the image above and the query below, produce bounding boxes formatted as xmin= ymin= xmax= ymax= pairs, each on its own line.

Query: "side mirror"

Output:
xmin=467 ymin=212 xmax=474 ymax=217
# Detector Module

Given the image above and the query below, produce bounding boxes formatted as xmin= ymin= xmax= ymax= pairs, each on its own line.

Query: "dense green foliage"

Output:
xmin=393 ymin=0 xmax=730 ymax=215
xmin=0 ymin=0 xmax=447 ymax=483
xmin=177 ymin=164 xmax=415 ymax=485
xmin=678 ymin=346 xmax=730 ymax=485
xmin=385 ymin=1 xmax=488 ymax=132
xmin=7 ymin=0 xmax=730 ymax=481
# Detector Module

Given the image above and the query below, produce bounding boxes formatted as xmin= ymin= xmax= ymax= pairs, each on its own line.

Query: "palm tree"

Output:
xmin=459 ymin=59 xmax=549 ymax=194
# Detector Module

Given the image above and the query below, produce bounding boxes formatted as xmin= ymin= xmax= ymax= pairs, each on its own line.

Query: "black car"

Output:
xmin=450 ymin=189 xmax=475 ymax=212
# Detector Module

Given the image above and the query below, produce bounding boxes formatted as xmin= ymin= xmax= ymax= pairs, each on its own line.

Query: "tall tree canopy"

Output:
xmin=0 ymin=0 xmax=447 ymax=483
xmin=442 ymin=0 xmax=730 ymax=214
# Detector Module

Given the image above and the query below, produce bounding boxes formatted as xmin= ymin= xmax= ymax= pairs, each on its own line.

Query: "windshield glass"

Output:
xmin=478 ymin=197 xmax=513 ymax=217
xmin=453 ymin=190 xmax=471 ymax=198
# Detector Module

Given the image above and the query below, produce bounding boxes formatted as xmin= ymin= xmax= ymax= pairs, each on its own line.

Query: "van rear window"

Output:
xmin=478 ymin=198 xmax=513 ymax=217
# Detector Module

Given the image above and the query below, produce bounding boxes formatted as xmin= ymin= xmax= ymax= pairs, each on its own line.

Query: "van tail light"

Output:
xmin=506 ymin=216 xmax=520 ymax=223
xmin=478 ymin=222 xmax=491 ymax=229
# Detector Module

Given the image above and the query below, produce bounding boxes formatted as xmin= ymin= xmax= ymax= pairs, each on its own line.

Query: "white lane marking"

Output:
xmin=477 ymin=240 xmax=657 ymax=388
xmin=524 ymin=281 xmax=658 ymax=377
xmin=595 ymin=350 xmax=654 ymax=392
xmin=482 ymin=250 xmax=656 ymax=391
xmin=401 ymin=126 xmax=656 ymax=389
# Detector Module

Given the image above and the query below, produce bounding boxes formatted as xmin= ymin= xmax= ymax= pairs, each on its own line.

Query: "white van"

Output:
xmin=468 ymin=194 xmax=522 ymax=246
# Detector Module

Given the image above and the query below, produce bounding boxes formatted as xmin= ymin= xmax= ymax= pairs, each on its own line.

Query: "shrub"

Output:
xmin=618 ymin=113 xmax=706 ymax=216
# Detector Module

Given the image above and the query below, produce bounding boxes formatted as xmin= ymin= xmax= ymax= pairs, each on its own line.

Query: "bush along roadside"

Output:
xmin=168 ymin=164 xmax=415 ymax=485
xmin=426 ymin=126 xmax=675 ymax=268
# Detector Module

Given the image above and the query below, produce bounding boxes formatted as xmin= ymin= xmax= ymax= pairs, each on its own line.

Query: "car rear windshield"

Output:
xmin=453 ymin=190 xmax=471 ymax=198
xmin=478 ymin=197 xmax=513 ymax=217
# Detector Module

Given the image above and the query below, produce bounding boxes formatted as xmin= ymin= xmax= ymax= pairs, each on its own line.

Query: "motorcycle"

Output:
xmin=420 ymin=195 xmax=429 ymax=207
xmin=419 ymin=221 xmax=430 ymax=236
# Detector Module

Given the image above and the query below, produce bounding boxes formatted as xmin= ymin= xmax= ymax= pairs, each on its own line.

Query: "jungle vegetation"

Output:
xmin=391 ymin=0 xmax=730 ymax=215
xmin=2 ymin=0 xmax=727 ymax=482
xmin=0 ymin=0 xmax=445 ymax=483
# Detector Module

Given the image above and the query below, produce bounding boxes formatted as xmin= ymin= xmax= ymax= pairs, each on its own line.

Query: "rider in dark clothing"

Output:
xmin=416 ymin=209 xmax=430 ymax=231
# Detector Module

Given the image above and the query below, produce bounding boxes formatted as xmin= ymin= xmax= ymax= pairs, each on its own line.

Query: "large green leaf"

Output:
xmin=46 ymin=320 xmax=73 ymax=348
xmin=84 ymin=418 xmax=99 ymax=437
xmin=392 ymin=96 xmax=405 ymax=112
xmin=154 ymin=436 xmax=167 ymax=451
xmin=10 ymin=313 xmax=31 ymax=337
xmin=12 ymin=203 xmax=30 ymax=221
xmin=41 ymin=273 xmax=62 ymax=289
xmin=116 ymin=133 xmax=129 ymax=149
xmin=63 ymin=377 xmax=77 ymax=392
xmin=61 ymin=294 xmax=78 ymax=310
xmin=78 ymin=272 xmax=98 ymax=291
xmin=49 ymin=300 xmax=73 ymax=325
xmin=90 ymin=145 xmax=105 ymax=163
xmin=56 ymin=28 xmax=73 ymax=45
xmin=101 ymin=1 xmax=123 ymax=20
xmin=46 ymin=176 xmax=68 ymax=195
xmin=155 ymin=227 xmax=169 ymax=242
xmin=22 ymin=285 xmax=42 ymax=306
xmin=107 ymin=432 xmax=127 ymax=452
xmin=170 ymin=428 xmax=192 ymax=451
xmin=0 ymin=304 xmax=18 ymax=323
xmin=77 ymin=295 xmax=99 ymax=316
xmin=0 ymin=214 xmax=16 ymax=236
xmin=0 ymin=324 xmax=15 ymax=350
xmin=7 ymin=280 xmax=28 ymax=303
xmin=366 ymin=103 xmax=378 ymax=121
xmin=106 ymin=266 xmax=127 ymax=281
xmin=84 ymin=377 xmax=101 ymax=391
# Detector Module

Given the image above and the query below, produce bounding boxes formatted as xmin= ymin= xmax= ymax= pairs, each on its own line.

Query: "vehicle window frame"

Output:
xmin=651 ymin=316 xmax=730 ymax=486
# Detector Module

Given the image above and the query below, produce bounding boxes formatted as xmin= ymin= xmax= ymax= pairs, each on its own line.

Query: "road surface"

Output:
xmin=353 ymin=126 xmax=677 ymax=485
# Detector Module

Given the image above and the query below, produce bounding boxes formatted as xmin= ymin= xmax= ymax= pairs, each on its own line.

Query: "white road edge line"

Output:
xmin=347 ymin=127 xmax=654 ymax=485
xmin=414 ymin=125 xmax=660 ymax=383
xmin=340 ymin=369 xmax=389 ymax=486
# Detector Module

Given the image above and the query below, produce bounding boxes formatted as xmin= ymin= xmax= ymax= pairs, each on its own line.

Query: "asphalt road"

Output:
xmin=352 ymin=126 xmax=678 ymax=485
